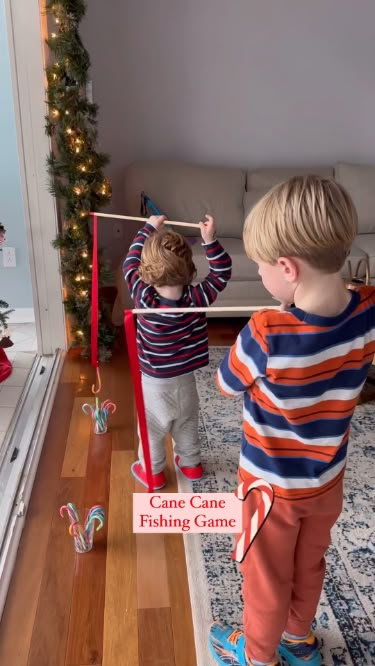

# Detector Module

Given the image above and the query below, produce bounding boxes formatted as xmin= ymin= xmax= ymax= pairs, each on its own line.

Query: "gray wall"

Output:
xmin=81 ymin=0 xmax=375 ymax=264
xmin=0 ymin=0 xmax=33 ymax=309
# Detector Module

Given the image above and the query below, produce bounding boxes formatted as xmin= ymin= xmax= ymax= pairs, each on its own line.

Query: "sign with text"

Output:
xmin=133 ymin=493 xmax=243 ymax=533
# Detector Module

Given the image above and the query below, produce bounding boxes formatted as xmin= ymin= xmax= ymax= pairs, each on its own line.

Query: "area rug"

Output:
xmin=176 ymin=347 xmax=375 ymax=666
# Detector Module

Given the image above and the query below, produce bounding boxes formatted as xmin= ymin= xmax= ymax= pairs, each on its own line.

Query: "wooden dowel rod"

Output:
xmin=91 ymin=212 xmax=199 ymax=229
xmin=129 ymin=305 xmax=279 ymax=315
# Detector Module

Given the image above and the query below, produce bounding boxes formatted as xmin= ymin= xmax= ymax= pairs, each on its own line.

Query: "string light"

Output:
xmin=46 ymin=1 xmax=114 ymax=359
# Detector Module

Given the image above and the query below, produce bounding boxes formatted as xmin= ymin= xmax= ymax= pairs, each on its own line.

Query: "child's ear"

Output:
xmin=277 ymin=257 xmax=298 ymax=283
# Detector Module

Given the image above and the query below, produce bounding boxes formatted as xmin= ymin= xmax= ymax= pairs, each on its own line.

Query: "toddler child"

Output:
xmin=124 ymin=214 xmax=232 ymax=489
xmin=209 ymin=175 xmax=375 ymax=666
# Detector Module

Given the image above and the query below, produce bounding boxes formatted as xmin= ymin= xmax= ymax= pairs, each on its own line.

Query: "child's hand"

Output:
xmin=199 ymin=215 xmax=216 ymax=244
xmin=148 ymin=215 xmax=166 ymax=230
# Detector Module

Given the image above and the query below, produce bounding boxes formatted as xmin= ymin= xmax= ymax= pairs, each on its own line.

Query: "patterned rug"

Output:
xmin=176 ymin=348 xmax=375 ymax=666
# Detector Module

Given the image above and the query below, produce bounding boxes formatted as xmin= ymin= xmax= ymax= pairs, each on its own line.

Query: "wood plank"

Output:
xmin=64 ymin=522 xmax=107 ymax=665
xmin=0 ymin=383 xmax=75 ymax=666
xmin=64 ymin=431 xmax=112 ymax=665
xmin=136 ymin=532 xmax=170 ymax=609
xmin=138 ymin=608 xmax=175 ymax=666
xmin=27 ymin=477 xmax=85 ymax=666
xmin=102 ymin=451 xmax=138 ymax=666
xmin=83 ymin=432 xmax=112 ymax=507
xmin=164 ymin=437 xmax=197 ymax=666
xmin=61 ymin=397 xmax=92 ymax=477
xmin=61 ymin=348 xmax=82 ymax=384
xmin=105 ymin=355 xmax=135 ymax=452
xmin=165 ymin=535 xmax=197 ymax=666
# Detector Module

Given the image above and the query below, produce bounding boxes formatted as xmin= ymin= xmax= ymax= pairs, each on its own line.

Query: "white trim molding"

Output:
xmin=4 ymin=0 xmax=66 ymax=354
xmin=8 ymin=308 xmax=35 ymax=324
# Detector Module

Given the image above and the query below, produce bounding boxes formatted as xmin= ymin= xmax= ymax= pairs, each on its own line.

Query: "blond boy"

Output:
xmin=209 ymin=176 xmax=375 ymax=666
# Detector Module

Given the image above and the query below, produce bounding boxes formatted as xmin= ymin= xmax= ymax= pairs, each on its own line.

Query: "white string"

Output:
xmin=130 ymin=305 xmax=279 ymax=315
xmin=91 ymin=212 xmax=198 ymax=228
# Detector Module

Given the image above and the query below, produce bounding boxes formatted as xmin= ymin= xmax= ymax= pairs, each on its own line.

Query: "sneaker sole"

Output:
xmin=174 ymin=456 xmax=204 ymax=480
xmin=208 ymin=636 xmax=244 ymax=665
xmin=130 ymin=463 xmax=166 ymax=490
xmin=278 ymin=645 xmax=321 ymax=666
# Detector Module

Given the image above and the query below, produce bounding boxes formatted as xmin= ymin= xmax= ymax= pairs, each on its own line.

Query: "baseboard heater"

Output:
xmin=0 ymin=351 xmax=64 ymax=620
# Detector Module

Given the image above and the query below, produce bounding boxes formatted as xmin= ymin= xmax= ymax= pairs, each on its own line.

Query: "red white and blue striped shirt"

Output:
xmin=217 ymin=287 xmax=375 ymax=500
xmin=124 ymin=223 xmax=232 ymax=378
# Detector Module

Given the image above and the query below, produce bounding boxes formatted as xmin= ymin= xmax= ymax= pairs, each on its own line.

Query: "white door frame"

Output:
xmin=4 ymin=0 xmax=66 ymax=354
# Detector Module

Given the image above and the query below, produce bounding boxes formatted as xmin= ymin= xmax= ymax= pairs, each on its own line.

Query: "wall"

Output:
xmin=82 ymin=0 xmax=375 ymax=264
xmin=0 ymin=0 xmax=33 ymax=309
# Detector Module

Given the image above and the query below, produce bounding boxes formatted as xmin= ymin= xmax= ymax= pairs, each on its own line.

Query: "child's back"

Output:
xmin=218 ymin=285 xmax=375 ymax=500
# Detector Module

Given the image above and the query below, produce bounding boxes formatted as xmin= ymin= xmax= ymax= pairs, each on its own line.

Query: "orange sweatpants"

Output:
xmin=240 ymin=478 xmax=343 ymax=664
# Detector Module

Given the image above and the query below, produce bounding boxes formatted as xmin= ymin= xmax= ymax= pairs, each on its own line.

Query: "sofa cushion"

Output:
xmin=243 ymin=189 xmax=269 ymax=218
xmin=190 ymin=237 xmax=258 ymax=281
xmin=247 ymin=166 xmax=334 ymax=190
xmin=124 ymin=161 xmax=246 ymax=238
xmin=335 ymin=163 xmax=375 ymax=234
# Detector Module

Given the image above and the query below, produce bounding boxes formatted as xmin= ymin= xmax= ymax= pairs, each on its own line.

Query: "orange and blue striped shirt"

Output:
xmin=217 ymin=287 xmax=375 ymax=500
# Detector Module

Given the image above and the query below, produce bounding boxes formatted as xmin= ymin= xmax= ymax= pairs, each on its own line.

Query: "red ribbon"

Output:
xmin=124 ymin=310 xmax=154 ymax=493
xmin=90 ymin=213 xmax=99 ymax=369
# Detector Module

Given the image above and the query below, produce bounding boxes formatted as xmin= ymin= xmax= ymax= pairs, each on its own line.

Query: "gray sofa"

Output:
xmin=112 ymin=161 xmax=373 ymax=325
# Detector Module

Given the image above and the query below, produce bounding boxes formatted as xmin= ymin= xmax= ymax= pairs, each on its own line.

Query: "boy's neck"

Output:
xmin=293 ymin=271 xmax=351 ymax=317
xmin=155 ymin=285 xmax=184 ymax=301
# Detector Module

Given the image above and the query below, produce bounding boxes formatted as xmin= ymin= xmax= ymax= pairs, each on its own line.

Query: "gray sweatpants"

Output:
xmin=138 ymin=372 xmax=200 ymax=474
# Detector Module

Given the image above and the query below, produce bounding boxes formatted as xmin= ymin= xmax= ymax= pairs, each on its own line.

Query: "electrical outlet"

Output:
xmin=2 ymin=247 xmax=16 ymax=267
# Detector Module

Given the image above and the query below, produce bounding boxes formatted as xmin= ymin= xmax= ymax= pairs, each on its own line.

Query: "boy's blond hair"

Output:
xmin=244 ymin=175 xmax=358 ymax=273
xmin=139 ymin=229 xmax=197 ymax=286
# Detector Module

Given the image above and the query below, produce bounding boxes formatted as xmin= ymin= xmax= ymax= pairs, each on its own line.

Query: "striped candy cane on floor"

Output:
xmin=232 ymin=478 xmax=274 ymax=563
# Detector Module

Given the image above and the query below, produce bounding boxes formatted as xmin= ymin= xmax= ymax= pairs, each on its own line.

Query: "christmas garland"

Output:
xmin=45 ymin=0 xmax=115 ymax=360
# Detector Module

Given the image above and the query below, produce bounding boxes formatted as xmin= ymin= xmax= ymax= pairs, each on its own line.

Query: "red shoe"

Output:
xmin=131 ymin=461 xmax=167 ymax=490
xmin=175 ymin=455 xmax=204 ymax=480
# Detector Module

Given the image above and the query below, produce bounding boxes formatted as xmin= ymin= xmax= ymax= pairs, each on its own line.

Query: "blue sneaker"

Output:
xmin=208 ymin=621 xmax=280 ymax=666
xmin=279 ymin=631 xmax=321 ymax=665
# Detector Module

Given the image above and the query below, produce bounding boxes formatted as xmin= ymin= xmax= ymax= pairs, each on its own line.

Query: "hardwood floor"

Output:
xmin=0 ymin=319 xmax=245 ymax=666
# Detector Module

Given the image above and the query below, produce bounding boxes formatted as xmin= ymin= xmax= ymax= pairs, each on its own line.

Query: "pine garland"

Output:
xmin=45 ymin=0 xmax=115 ymax=360
xmin=0 ymin=300 xmax=14 ymax=339
xmin=0 ymin=224 xmax=13 ymax=339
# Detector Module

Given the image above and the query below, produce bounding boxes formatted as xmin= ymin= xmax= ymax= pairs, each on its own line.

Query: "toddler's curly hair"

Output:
xmin=139 ymin=229 xmax=197 ymax=286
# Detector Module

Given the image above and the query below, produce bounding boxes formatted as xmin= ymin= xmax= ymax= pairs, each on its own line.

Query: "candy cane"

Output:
xmin=232 ymin=478 xmax=274 ymax=563
xmin=85 ymin=505 xmax=105 ymax=532
xmin=60 ymin=503 xmax=105 ymax=554
xmin=101 ymin=399 xmax=117 ymax=414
